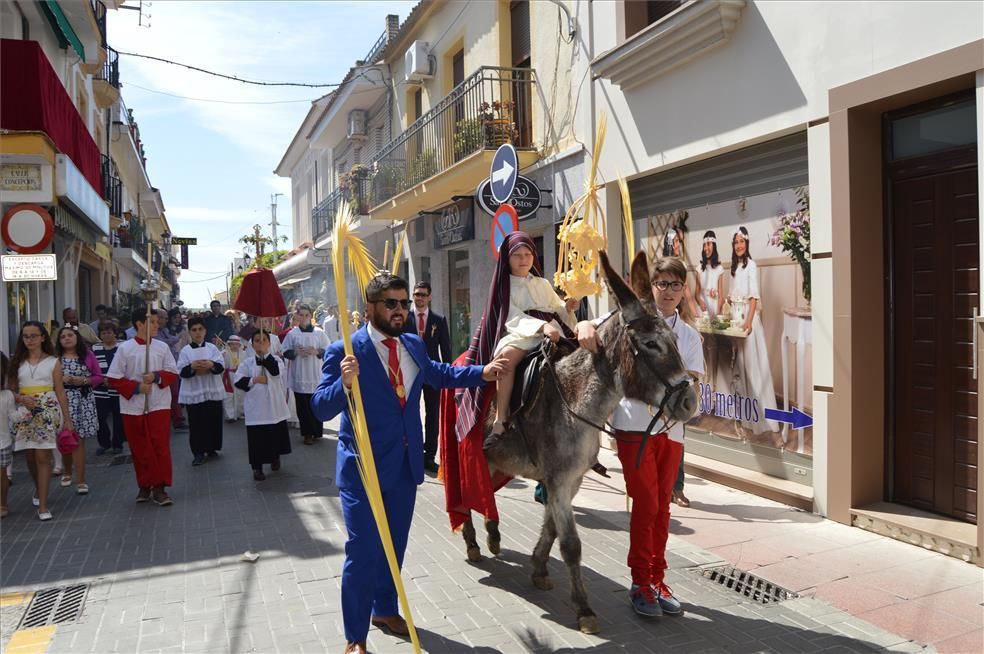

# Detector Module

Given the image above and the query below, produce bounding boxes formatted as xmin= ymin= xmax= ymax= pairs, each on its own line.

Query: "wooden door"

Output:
xmin=890 ymin=156 xmax=979 ymax=523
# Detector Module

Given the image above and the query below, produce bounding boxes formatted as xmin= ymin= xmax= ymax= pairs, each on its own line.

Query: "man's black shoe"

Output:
xmin=192 ymin=454 xmax=206 ymax=466
xmin=423 ymin=460 xmax=439 ymax=474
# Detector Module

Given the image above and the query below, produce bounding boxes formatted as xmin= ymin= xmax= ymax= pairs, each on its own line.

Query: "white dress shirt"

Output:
xmin=366 ymin=323 xmax=419 ymax=393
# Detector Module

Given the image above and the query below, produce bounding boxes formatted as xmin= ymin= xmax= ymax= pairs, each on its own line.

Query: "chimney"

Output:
xmin=386 ymin=14 xmax=400 ymax=42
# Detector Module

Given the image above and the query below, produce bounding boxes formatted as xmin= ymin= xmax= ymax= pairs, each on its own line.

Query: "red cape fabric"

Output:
xmin=0 ymin=39 xmax=102 ymax=193
xmin=440 ymin=352 xmax=513 ymax=532
xmin=233 ymin=268 xmax=287 ymax=317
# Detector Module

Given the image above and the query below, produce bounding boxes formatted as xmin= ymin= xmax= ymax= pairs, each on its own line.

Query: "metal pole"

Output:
xmin=270 ymin=193 xmax=284 ymax=264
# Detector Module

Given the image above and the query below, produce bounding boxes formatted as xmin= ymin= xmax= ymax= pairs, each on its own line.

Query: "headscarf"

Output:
xmin=454 ymin=231 xmax=540 ymax=441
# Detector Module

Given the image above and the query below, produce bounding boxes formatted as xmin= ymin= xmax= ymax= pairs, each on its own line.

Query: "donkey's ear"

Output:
xmin=599 ymin=250 xmax=642 ymax=313
xmin=629 ymin=251 xmax=653 ymax=302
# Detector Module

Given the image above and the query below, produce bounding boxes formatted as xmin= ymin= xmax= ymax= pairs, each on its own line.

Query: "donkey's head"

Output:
xmin=598 ymin=250 xmax=698 ymax=423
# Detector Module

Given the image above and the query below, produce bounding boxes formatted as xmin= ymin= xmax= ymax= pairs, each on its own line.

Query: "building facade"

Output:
xmin=1 ymin=0 xmax=178 ymax=353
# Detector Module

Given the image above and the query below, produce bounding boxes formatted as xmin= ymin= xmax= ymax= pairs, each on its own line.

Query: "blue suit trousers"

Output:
xmin=339 ymin=456 xmax=417 ymax=643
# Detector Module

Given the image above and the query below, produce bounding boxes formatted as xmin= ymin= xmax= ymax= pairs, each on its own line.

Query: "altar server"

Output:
xmin=234 ymin=329 xmax=291 ymax=480
xmin=281 ymin=304 xmax=329 ymax=445
xmin=177 ymin=316 xmax=226 ymax=466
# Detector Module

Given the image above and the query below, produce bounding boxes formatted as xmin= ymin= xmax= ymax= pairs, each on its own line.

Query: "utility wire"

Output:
xmin=116 ymin=50 xmax=340 ymax=88
xmin=126 ymin=82 xmax=318 ymax=105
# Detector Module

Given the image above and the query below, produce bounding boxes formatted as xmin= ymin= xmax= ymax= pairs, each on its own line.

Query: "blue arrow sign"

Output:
xmin=764 ymin=407 xmax=813 ymax=430
xmin=489 ymin=143 xmax=518 ymax=204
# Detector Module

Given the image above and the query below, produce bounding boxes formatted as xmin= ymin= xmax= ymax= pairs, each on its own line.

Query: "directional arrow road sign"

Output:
xmin=489 ymin=144 xmax=518 ymax=204
xmin=763 ymin=407 xmax=813 ymax=430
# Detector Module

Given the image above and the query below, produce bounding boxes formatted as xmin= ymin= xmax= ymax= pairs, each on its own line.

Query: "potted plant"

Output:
xmin=453 ymin=118 xmax=485 ymax=161
xmin=409 ymin=148 xmax=438 ymax=184
xmin=770 ymin=187 xmax=812 ymax=303
xmin=373 ymin=164 xmax=404 ymax=202
xmin=478 ymin=100 xmax=516 ymax=147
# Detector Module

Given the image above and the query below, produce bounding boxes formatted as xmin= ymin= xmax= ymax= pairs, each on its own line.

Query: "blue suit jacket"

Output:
xmin=311 ymin=327 xmax=486 ymax=491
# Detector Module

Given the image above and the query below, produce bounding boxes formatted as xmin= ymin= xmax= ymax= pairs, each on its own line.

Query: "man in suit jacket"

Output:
xmin=402 ymin=281 xmax=451 ymax=473
xmin=311 ymin=273 xmax=505 ymax=654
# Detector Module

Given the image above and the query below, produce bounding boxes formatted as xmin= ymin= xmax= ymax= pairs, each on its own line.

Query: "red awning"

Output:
xmin=1 ymin=38 xmax=102 ymax=194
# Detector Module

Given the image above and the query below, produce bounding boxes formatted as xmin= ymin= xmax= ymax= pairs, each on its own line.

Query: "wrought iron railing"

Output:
xmin=92 ymin=1 xmax=107 ymax=47
xmin=368 ymin=66 xmax=535 ymax=209
xmin=101 ymin=154 xmax=122 ymax=216
xmin=112 ymin=221 xmax=148 ymax=263
xmin=98 ymin=45 xmax=120 ymax=88
xmin=311 ymin=174 xmax=371 ymax=241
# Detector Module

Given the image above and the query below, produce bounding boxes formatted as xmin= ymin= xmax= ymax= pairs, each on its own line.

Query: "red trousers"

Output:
xmin=122 ymin=410 xmax=173 ymax=489
xmin=616 ymin=431 xmax=683 ymax=586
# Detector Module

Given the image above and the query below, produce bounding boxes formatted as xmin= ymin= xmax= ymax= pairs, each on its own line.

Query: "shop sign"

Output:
xmin=476 ymin=175 xmax=541 ymax=219
xmin=1 ymin=254 xmax=57 ymax=281
xmin=433 ymin=198 xmax=474 ymax=248
xmin=0 ymin=164 xmax=42 ymax=192
xmin=172 ymin=237 xmax=197 ymax=245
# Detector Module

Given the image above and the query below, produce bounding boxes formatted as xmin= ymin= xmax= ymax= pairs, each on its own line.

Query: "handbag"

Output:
xmin=57 ymin=428 xmax=81 ymax=454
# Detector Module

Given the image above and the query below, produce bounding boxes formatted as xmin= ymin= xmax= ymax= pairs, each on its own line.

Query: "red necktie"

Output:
xmin=382 ymin=338 xmax=406 ymax=408
xmin=417 ymin=313 xmax=425 ymax=337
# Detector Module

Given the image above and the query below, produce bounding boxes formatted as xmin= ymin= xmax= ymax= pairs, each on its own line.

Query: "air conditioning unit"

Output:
xmin=347 ymin=110 xmax=368 ymax=141
xmin=404 ymin=41 xmax=432 ymax=83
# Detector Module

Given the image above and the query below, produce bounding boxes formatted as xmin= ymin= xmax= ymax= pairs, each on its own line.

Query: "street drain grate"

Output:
xmin=697 ymin=565 xmax=796 ymax=604
xmin=109 ymin=454 xmax=132 ymax=466
xmin=19 ymin=584 xmax=88 ymax=628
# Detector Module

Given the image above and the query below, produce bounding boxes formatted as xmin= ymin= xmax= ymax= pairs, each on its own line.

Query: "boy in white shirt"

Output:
xmin=575 ymin=256 xmax=703 ymax=619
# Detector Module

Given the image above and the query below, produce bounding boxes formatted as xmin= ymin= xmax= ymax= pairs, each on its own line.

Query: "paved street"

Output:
xmin=0 ymin=418 xmax=956 ymax=653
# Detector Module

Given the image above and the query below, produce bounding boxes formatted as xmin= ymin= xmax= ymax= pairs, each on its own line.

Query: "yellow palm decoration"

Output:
xmin=617 ymin=175 xmax=635 ymax=261
xmin=390 ymin=228 xmax=407 ymax=276
xmin=331 ymin=203 xmax=421 ymax=654
xmin=555 ymin=113 xmax=609 ymax=299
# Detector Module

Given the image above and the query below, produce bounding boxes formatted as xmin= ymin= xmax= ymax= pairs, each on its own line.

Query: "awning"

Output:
xmin=38 ymin=2 xmax=86 ymax=62
xmin=279 ymin=272 xmax=313 ymax=289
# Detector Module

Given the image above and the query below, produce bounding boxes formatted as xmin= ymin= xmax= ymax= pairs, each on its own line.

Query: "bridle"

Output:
xmin=538 ymin=312 xmax=692 ymax=468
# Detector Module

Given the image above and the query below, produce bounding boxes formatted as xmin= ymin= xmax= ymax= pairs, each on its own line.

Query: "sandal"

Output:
xmin=60 ymin=475 xmax=72 ymax=487
xmin=672 ymin=491 xmax=691 ymax=508
xmin=76 ymin=484 xmax=89 ymax=495
xmin=32 ymin=496 xmax=40 ymax=507
xmin=37 ymin=510 xmax=53 ymax=521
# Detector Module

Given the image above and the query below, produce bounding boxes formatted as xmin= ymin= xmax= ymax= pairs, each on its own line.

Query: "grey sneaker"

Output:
xmin=629 ymin=584 xmax=662 ymax=617
xmin=655 ymin=581 xmax=682 ymax=616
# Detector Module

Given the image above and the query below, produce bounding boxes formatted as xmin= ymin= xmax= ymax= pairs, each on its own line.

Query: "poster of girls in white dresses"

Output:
xmin=638 ymin=186 xmax=813 ymax=457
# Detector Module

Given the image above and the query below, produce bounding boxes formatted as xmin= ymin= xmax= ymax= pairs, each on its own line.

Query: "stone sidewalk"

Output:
xmin=0 ymin=418 xmax=939 ymax=653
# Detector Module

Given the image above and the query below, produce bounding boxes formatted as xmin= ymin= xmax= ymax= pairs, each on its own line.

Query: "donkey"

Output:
xmin=460 ymin=250 xmax=699 ymax=634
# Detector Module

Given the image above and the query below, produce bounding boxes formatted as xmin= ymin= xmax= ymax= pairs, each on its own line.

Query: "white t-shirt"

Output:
xmin=0 ymin=390 xmax=15 ymax=450
xmin=107 ymin=339 xmax=179 ymax=415
xmin=177 ymin=342 xmax=226 ymax=404
xmin=609 ymin=310 xmax=704 ymax=444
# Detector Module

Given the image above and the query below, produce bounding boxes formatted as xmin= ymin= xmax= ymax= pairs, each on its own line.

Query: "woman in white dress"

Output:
xmin=730 ymin=226 xmax=780 ymax=436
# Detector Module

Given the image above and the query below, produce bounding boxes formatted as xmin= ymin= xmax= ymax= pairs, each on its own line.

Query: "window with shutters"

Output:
xmin=510 ymin=1 xmax=530 ymax=66
xmin=624 ymin=1 xmax=683 ymax=39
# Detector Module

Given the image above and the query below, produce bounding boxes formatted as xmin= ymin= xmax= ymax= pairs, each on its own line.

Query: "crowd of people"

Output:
xmin=0 ymin=298 xmax=351 ymax=519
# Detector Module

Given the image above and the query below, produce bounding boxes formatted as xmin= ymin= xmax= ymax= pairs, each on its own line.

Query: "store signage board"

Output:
xmin=1 ymin=204 xmax=55 ymax=254
xmin=489 ymin=144 xmax=518 ymax=203
xmin=172 ymin=237 xmax=198 ymax=245
xmin=489 ymin=204 xmax=519 ymax=258
xmin=1 ymin=254 xmax=57 ymax=281
xmin=476 ymin=175 xmax=541 ymax=219
xmin=433 ymin=198 xmax=475 ymax=248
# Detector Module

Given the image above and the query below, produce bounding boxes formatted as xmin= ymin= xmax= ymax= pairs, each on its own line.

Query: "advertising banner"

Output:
xmin=636 ymin=186 xmax=813 ymax=458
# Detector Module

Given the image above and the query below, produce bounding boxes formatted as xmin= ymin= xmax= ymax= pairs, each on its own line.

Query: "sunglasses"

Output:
xmin=412 ymin=292 xmax=430 ymax=298
xmin=653 ymin=281 xmax=685 ymax=291
xmin=371 ymin=299 xmax=412 ymax=310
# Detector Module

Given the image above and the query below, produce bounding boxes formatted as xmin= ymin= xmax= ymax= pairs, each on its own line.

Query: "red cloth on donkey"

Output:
xmin=440 ymin=353 xmax=512 ymax=532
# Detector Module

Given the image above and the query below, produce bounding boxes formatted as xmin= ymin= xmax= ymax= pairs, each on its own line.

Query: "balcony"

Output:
xmin=111 ymin=223 xmax=149 ymax=273
xmin=311 ymin=173 xmax=371 ymax=242
xmin=368 ymin=66 xmax=538 ymax=221
xmin=100 ymin=154 xmax=122 ymax=217
xmin=93 ymin=45 xmax=121 ymax=109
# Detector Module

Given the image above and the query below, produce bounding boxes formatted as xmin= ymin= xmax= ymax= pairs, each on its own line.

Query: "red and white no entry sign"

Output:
xmin=1 ymin=204 xmax=54 ymax=254
xmin=489 ymin=204 xmax=519 ymax=258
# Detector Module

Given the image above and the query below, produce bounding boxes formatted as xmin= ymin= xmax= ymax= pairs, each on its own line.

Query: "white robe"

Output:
xmin=107 ymin=339 xmax=178 ymax=415
xmin=281 ymin=326 xmax=329 ymax=394
xmin=177 ymin=343 xmax=226 ymax=404
xmin=730 ymin=259 xmax=779 ymax=434
xmin=234 ymin=354 xmax=291 ymax=427
xmin=494 ymin=274 xmax=576 ymax=355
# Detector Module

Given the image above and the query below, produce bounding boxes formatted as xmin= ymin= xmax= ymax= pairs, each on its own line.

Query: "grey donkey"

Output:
xmin=460 ymin=249 xmax=699 ymax=634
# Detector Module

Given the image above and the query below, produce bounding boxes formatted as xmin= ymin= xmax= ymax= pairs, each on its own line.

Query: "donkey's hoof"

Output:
xmin=532 ymin=574 xmax=553 ymax=591
xmin=466 ymin=546 xmax=482 ymax=563
xmin=486 ymin=534 xmax=501 ymax=555
xmin=578 ymin=615 xmax=600 ymax=634
xmin=486 ymin=522 xmax=501 ymax=555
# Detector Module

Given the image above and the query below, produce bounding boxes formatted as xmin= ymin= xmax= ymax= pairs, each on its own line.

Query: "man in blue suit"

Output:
xmin=403 ymin=280 xmax=452 ymax=474
xmin=311 ymin=273 xmax=505 ymax=654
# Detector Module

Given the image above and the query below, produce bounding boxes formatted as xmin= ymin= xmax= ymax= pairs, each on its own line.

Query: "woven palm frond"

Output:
xmin=332 ymin=202 xmax=377 ymax=301
xmin=617 ymin=175 xmax=635 ymax=260
xmin=391 ymin=229 xmax=407 ymax=276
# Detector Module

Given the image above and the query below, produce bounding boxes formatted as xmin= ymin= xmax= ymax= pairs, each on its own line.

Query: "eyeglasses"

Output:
xmin=371 ymin=299 xmax=412 ymax=310
xmin=654 ymin=281 xmax=685 ymax=292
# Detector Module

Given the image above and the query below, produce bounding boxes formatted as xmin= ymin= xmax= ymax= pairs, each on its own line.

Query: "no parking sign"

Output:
xmin=489 ymin=204 xmax=519 ymax=258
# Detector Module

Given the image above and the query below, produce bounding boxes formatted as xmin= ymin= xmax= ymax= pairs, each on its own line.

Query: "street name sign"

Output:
xmin=171 ymin=237 xmax=198 ymax=245
xmin=1 ymin=253 xmax=57 ymax=281
xmin=489 ymin=144 xmax=518 ymax=203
